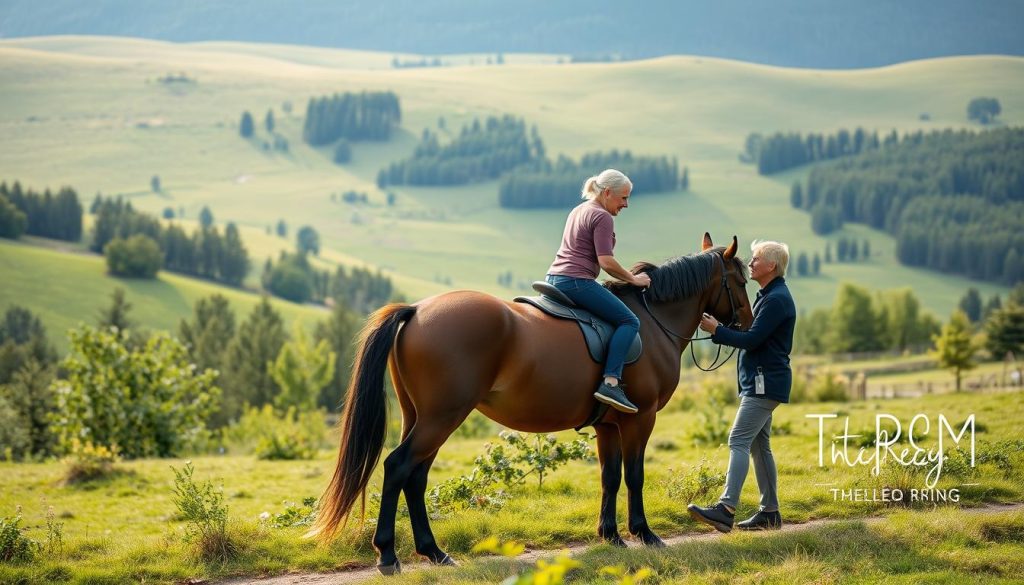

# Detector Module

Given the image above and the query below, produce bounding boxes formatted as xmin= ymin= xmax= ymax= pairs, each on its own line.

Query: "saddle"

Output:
xmin=514 ymin=281 xmax=642 ymax=365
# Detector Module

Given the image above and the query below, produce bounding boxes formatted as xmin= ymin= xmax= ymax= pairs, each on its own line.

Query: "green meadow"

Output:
xmin=1 ymin=37 xmax=1021 ymax=319
xmin=1 ymin=384 xmax=1021 ymax=584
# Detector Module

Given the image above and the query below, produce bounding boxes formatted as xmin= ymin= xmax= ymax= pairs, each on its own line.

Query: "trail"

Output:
xmin=218 ymin=502 xmax=1024 ymax=585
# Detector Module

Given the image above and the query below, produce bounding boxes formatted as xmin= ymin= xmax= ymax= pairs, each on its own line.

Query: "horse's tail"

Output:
xmin=307 ymin=303 xmax=416 ymax=542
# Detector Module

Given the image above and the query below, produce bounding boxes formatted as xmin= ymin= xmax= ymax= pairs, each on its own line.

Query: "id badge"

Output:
xmin=755 ymin=367 xmax=765 ymax=395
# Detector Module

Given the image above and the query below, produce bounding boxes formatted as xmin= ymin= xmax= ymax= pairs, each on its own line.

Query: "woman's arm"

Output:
xmin=599 ymin=255 xmax=651 ymax=287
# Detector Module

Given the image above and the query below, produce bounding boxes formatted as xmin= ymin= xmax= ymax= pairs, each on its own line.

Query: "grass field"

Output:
xmin=1 ymin=37 xmax=1021 ymax=320
xmin=0 ymin=386 xmax=1021 ymax=583
xmin=0 ymin=238 xmax=331 ymax=352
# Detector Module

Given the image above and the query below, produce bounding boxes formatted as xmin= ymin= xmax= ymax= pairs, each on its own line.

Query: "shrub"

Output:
xmin=663 ymin=457 xmax=726 ymax=504
xmin=62 ymin=439 xmax=123 ymax=485
xmin=170 ymin=462 xmax=235 ymax=561
xmin=262 ymin=497 xmax=319 ymax=528
xmin=103 ymin=234 xmax=162 ymax=278
xmin=225 ymin=404 xmax=325 ymax=460
xmin=477 ymin=431 xmax=592 ymax=488
xmin=0 ymin=511 xmax=38 ymax=562
xmin=51 ymin=327 xmax=220 ymax=459
xmin=428 ymin=469 xmax=508 ymax=514
xmin=811 ymin=370 xmax=849 ymax=402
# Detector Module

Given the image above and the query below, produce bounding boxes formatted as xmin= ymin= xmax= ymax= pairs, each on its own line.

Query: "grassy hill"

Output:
xmin=1 ymin=36 xmax=1021 ymax=324
xmin=0 ymin=238 xmax=331 ymax=352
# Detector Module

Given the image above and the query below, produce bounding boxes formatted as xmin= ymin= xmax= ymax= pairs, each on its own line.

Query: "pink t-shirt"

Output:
xmin=547 ymin=200 xmax=616 ymax=279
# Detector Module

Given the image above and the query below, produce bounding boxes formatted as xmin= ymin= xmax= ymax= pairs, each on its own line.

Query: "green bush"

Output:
xmin=225 ymin=404 xmax=325 ymax=460
xmin=0 ymin=512 xmax=38 ymax=563
xmin=51 ymin=326 xmax=220 ymax=459
xmin=62 ymin=439 xmax=124 ymax=485
xmin=811 ymin=369 xmax=849 ymax=402
xmin=170 ymin=462 xmax=235 ymax=561
xmin=103 ymin=234 xmax=162 ymax=278
xmin=663 ymin=457 xmax=726 ymax=504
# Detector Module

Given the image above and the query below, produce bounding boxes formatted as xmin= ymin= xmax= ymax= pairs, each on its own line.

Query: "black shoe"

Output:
xmin=736 ymin=510 xmax=782 ymax=531
xmin=594 ymin=382 xmax=638 ymax=414
xmin=687 ymin=503 xmax=734 ymax=533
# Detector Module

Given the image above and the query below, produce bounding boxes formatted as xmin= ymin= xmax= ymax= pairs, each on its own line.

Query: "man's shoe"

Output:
xmin=736 ymin=510 xmax=782 ymax=531
xmin=687 ymin=503 xmax=734 ymax=533
xmin=594 ymin=383 xmax=638 ymax=414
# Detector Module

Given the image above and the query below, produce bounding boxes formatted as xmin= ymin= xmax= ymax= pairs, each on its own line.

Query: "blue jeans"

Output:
xmin=719 ymin=395 xmax=781 ymax=512
xmin=545 ymin=274 xmax=640 ymax=380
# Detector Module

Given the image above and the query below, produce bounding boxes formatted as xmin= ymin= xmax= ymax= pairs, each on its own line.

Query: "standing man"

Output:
xmin=687 ymin=240 xmax=796 ymax=532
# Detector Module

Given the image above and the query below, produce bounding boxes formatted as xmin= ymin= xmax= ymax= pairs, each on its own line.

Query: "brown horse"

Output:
xmin=309 ymin=233 xmax=753 ymax=574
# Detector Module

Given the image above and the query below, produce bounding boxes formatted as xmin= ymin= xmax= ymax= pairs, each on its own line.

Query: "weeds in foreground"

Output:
xmin=170 ymin=461 xmax=236 ymax=561
xmin=663 ymin=457 xmax=727 ymax=504
xmin=0 ymin=511 xmax=38 ymax=562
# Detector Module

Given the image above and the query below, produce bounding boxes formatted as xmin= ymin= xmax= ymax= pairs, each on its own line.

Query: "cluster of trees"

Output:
xmin=91 ymin=196 xmax=250 ymax=285
xmin=937 ymin=284 xmax=1024 ymax=390
xmin=303 ymin=91 xmax=401 ymax=146
xmin=377 ymin=116 xmax=543 ymax=187
xmin=261 ymin=251 xmax=396 ymax=312
xmin=0 ymin=306 xmax=59 ymax=460
xmin=794 ymin=283 xmax=941 ymax=355
xmin=967 ymin=97 xmax=1002 ymax=125
xmin=793 ymin=128 xmax=1024 ymax=283
xmin=748 ymin=127 xmax=897 ymax=175
xmin=498 ymin=151 xmax=684 ymax=208
xmin=0 ymin=181 xmax=82 ymax=241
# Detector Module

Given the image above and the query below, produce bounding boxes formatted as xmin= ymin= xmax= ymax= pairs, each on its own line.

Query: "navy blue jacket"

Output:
xmin=711 ymin=276 xmax=796 ymax=403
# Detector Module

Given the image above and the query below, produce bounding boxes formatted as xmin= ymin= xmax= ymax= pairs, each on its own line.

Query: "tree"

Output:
xmin=827 ymin=283 xmax=884 ymax=353
xmin=812 ymin=253 xmax=821 ymax=275
xmin=985 ymin=303 xmax=1024 ymax=360
xmin=104 ymin=234 xmax=162 ymax=278
xmin=199 ymin=206 xmax=214 ymax=229
xmin=680 ymin=167 xmax=689 ymax=191
xmin=933 ymin=310 xmax=978 ymax=392
xmin=151 ymin=175 xmax=161 ymax=193
xmin=162 ymin=207 xmax=175 ymax=219
xmin=314 ymin=302 xmax=360 ymax=411
xmin=219 ymin=297 xmax=286 ymax=424
xmin=266 ymin=262 xmax=313 ymax=303
xmin=862 ymin=239 xmax=871 ymax=260
xmin=297 ymin=225 xmax=320 ymax=256
xmin=240 ymin=111 xmax=255 ymax=137
xmin=824 ymin=243 xmax=832 ymax=263
xmin=878 ymin=288 xmax=937 ymax=352
xmin=790 ymin=182 xmax=803 ymax=208
xmin=0 ymin=360 xmax=57 ymax=459
xmin=51 ymin=326 xmax=219 ymax=458
xmin=333 ymin=139 xmax=352 ymax=164
xmin=967 ymin=97 xmax=1001 ymax=124
xmin=97 ymin=287 xmax=134 ymax=331
xmin=179 ymin=294 xmax=236 ymax=374
xmin=983 ymin=294 xmax=1003 ymax=321
xmin=276 ymin=219 xmax=287 ymax=238
xmin=0 ymin=193 xmax=27 ymax=239
xmin=219 ymin=223 xmax=250 ymax=286
xmin=958 ymin=288 xmax=983 ymax=323
xmin=265 ymin=109 xmax=275 ymax=133
xmin=269 ymin=325 xmax=335 ymax=413
xmin=796 ymin=252 xmax=809 ymax=276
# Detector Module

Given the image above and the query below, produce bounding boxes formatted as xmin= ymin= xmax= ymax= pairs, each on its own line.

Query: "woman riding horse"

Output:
xmin=309 ymin=233 xmax=753 ymax=575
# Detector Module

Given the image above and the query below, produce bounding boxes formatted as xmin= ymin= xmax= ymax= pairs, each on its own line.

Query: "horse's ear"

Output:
xmin=702 ymin=232 xmax=714 ymax=251
xmin=724 ymin=236 xmax=738 ymax=260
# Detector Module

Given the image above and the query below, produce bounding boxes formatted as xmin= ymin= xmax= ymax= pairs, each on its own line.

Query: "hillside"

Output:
xmin=1 ymin=37 xmax=1021 ymax=321
xmin=1 ymin=1 xmax=1023 ymax=68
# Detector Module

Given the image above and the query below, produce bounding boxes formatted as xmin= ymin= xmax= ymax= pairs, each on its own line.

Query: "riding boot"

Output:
xmin=594 ymin=382 xmax=638 ymax=414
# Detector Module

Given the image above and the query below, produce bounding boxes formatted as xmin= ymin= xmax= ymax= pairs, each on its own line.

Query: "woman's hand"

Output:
xmin=699 ymin=312 xmax=720 ymax=333
xmin=632 ymin=273 xmax=652 ymax=288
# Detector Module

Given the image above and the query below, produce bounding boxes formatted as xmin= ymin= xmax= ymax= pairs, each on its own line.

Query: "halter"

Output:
xmin=638 ymin=252 xmax=744 ymax=371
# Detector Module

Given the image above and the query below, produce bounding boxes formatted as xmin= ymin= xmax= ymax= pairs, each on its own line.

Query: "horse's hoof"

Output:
xmin=434 ymin=553 xmax=458 ymax=566
xmin=377 ymin=559 xmax=401 ymax=576
xmin=644 ymin=535 xmax=666 ymax=548
xmin=605 ymin=535 xmax=628 ymax=548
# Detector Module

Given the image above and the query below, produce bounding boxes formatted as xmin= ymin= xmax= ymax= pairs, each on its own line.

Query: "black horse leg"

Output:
xmin=594 ymin=423 xmax=626 ymax=547
xmin=403 ymin=452 xmax=455 ymax=565
xmin=373 ymin=438 xmax=425 ymax=573
xmin=621 ymin=415 xmax=665 ymax=547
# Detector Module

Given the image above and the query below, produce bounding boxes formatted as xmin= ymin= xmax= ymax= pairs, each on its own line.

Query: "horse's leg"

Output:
xmin=373 ymin=414 xmax=472 ymax=574
xmin=620 ymin=412 xmax=665 ymax=547
xmin=594 ymin=423 xmax=626 ymax=547
xmin=402 ymin=451 xmax=455 ymax=565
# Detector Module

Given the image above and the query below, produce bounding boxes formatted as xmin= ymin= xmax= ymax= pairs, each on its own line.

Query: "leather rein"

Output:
xmin=637 ymin=253 xmax=743 ymax=372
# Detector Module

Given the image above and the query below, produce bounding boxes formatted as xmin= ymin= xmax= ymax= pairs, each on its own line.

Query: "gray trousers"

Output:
xmin=719 ymin=395 xmax=781 ymax=512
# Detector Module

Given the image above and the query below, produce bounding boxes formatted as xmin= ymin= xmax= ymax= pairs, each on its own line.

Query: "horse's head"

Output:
xmin=701 ymin=232 xmax=754 ymax=331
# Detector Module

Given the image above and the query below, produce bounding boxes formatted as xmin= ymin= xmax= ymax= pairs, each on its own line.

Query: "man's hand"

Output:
xmin=699 ymin=312 xmax=720 ymax=333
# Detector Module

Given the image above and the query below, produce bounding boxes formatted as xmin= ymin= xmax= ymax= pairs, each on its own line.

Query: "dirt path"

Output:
xmin=219 ymin=502 xmax=1024 ymax=585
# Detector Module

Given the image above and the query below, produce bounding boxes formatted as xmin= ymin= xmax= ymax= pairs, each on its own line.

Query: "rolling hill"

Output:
xmin=1 ymin=36 xmax=1021 ymax=330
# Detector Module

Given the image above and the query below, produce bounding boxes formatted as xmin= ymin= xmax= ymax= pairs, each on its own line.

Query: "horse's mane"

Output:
xmin=606 ymin=247 xmax=747 ymax=302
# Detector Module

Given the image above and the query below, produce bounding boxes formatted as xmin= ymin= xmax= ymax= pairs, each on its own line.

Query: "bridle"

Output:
xmin=637 ymin=252 xmax=745 ymax=371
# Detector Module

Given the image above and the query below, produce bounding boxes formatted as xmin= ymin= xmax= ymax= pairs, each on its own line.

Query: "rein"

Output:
xmin=637 ymin=253 xmax=742 ymax=372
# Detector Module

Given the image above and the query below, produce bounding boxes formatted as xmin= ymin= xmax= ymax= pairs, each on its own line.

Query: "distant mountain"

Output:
xmin=1 ymin=0 xmax=1021 ymax=69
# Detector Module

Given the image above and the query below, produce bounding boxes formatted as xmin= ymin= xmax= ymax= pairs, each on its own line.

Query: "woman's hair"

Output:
xmin=581 ymin=169 xmax=632 ymax=200
xmin=751 ymin=240 xmax=790 ymax=278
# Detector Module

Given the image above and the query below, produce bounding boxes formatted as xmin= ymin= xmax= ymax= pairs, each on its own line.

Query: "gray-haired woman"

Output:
xmin=545 ymin=169 xmax=651 ymax=413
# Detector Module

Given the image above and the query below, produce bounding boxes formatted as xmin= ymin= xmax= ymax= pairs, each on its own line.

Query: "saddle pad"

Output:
xmin=514 ymin=295 xmax=642 ymax=365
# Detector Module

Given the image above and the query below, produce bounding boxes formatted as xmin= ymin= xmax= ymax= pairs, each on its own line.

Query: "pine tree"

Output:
xmin=958 ymin=288 xmax=983 ymax=323
xmin=812 ymin=253 xmax=821 ymax=275
xmin=0 ymin=193 xmax=27 ymax=239
xmin=178 ymin=294 xmax=236 ymax=375
xmin=265 ymin=109 xmax=275 ymax=133
xmin=276 ymin=219 xmax=287 ymax=238
xmin=796 ymin=252 xmax=809 ymax=276
xmin=984 ymin=303 xmax=1024 ymax=360
xmin=240 ymin=111 xmax=255 ymax=138
xmin=199 ymin=206 xmax=214 ymax=229
xmin=681 ymin=167 xmax=689 ymax=191
xmin=269 ymin=325 xmax=335 ymax=414
xmin=220 ymin=223 xmax=250 ymax=286
xmin=151 ymin=175 xmax=161 ymax=193
xmin=97 ymin=287 xmax=134 ymax=331
xmin=790 ymin=182 xmax=803 ymax=208
xmin=219 ymin=297 xmax=286 ymax=425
